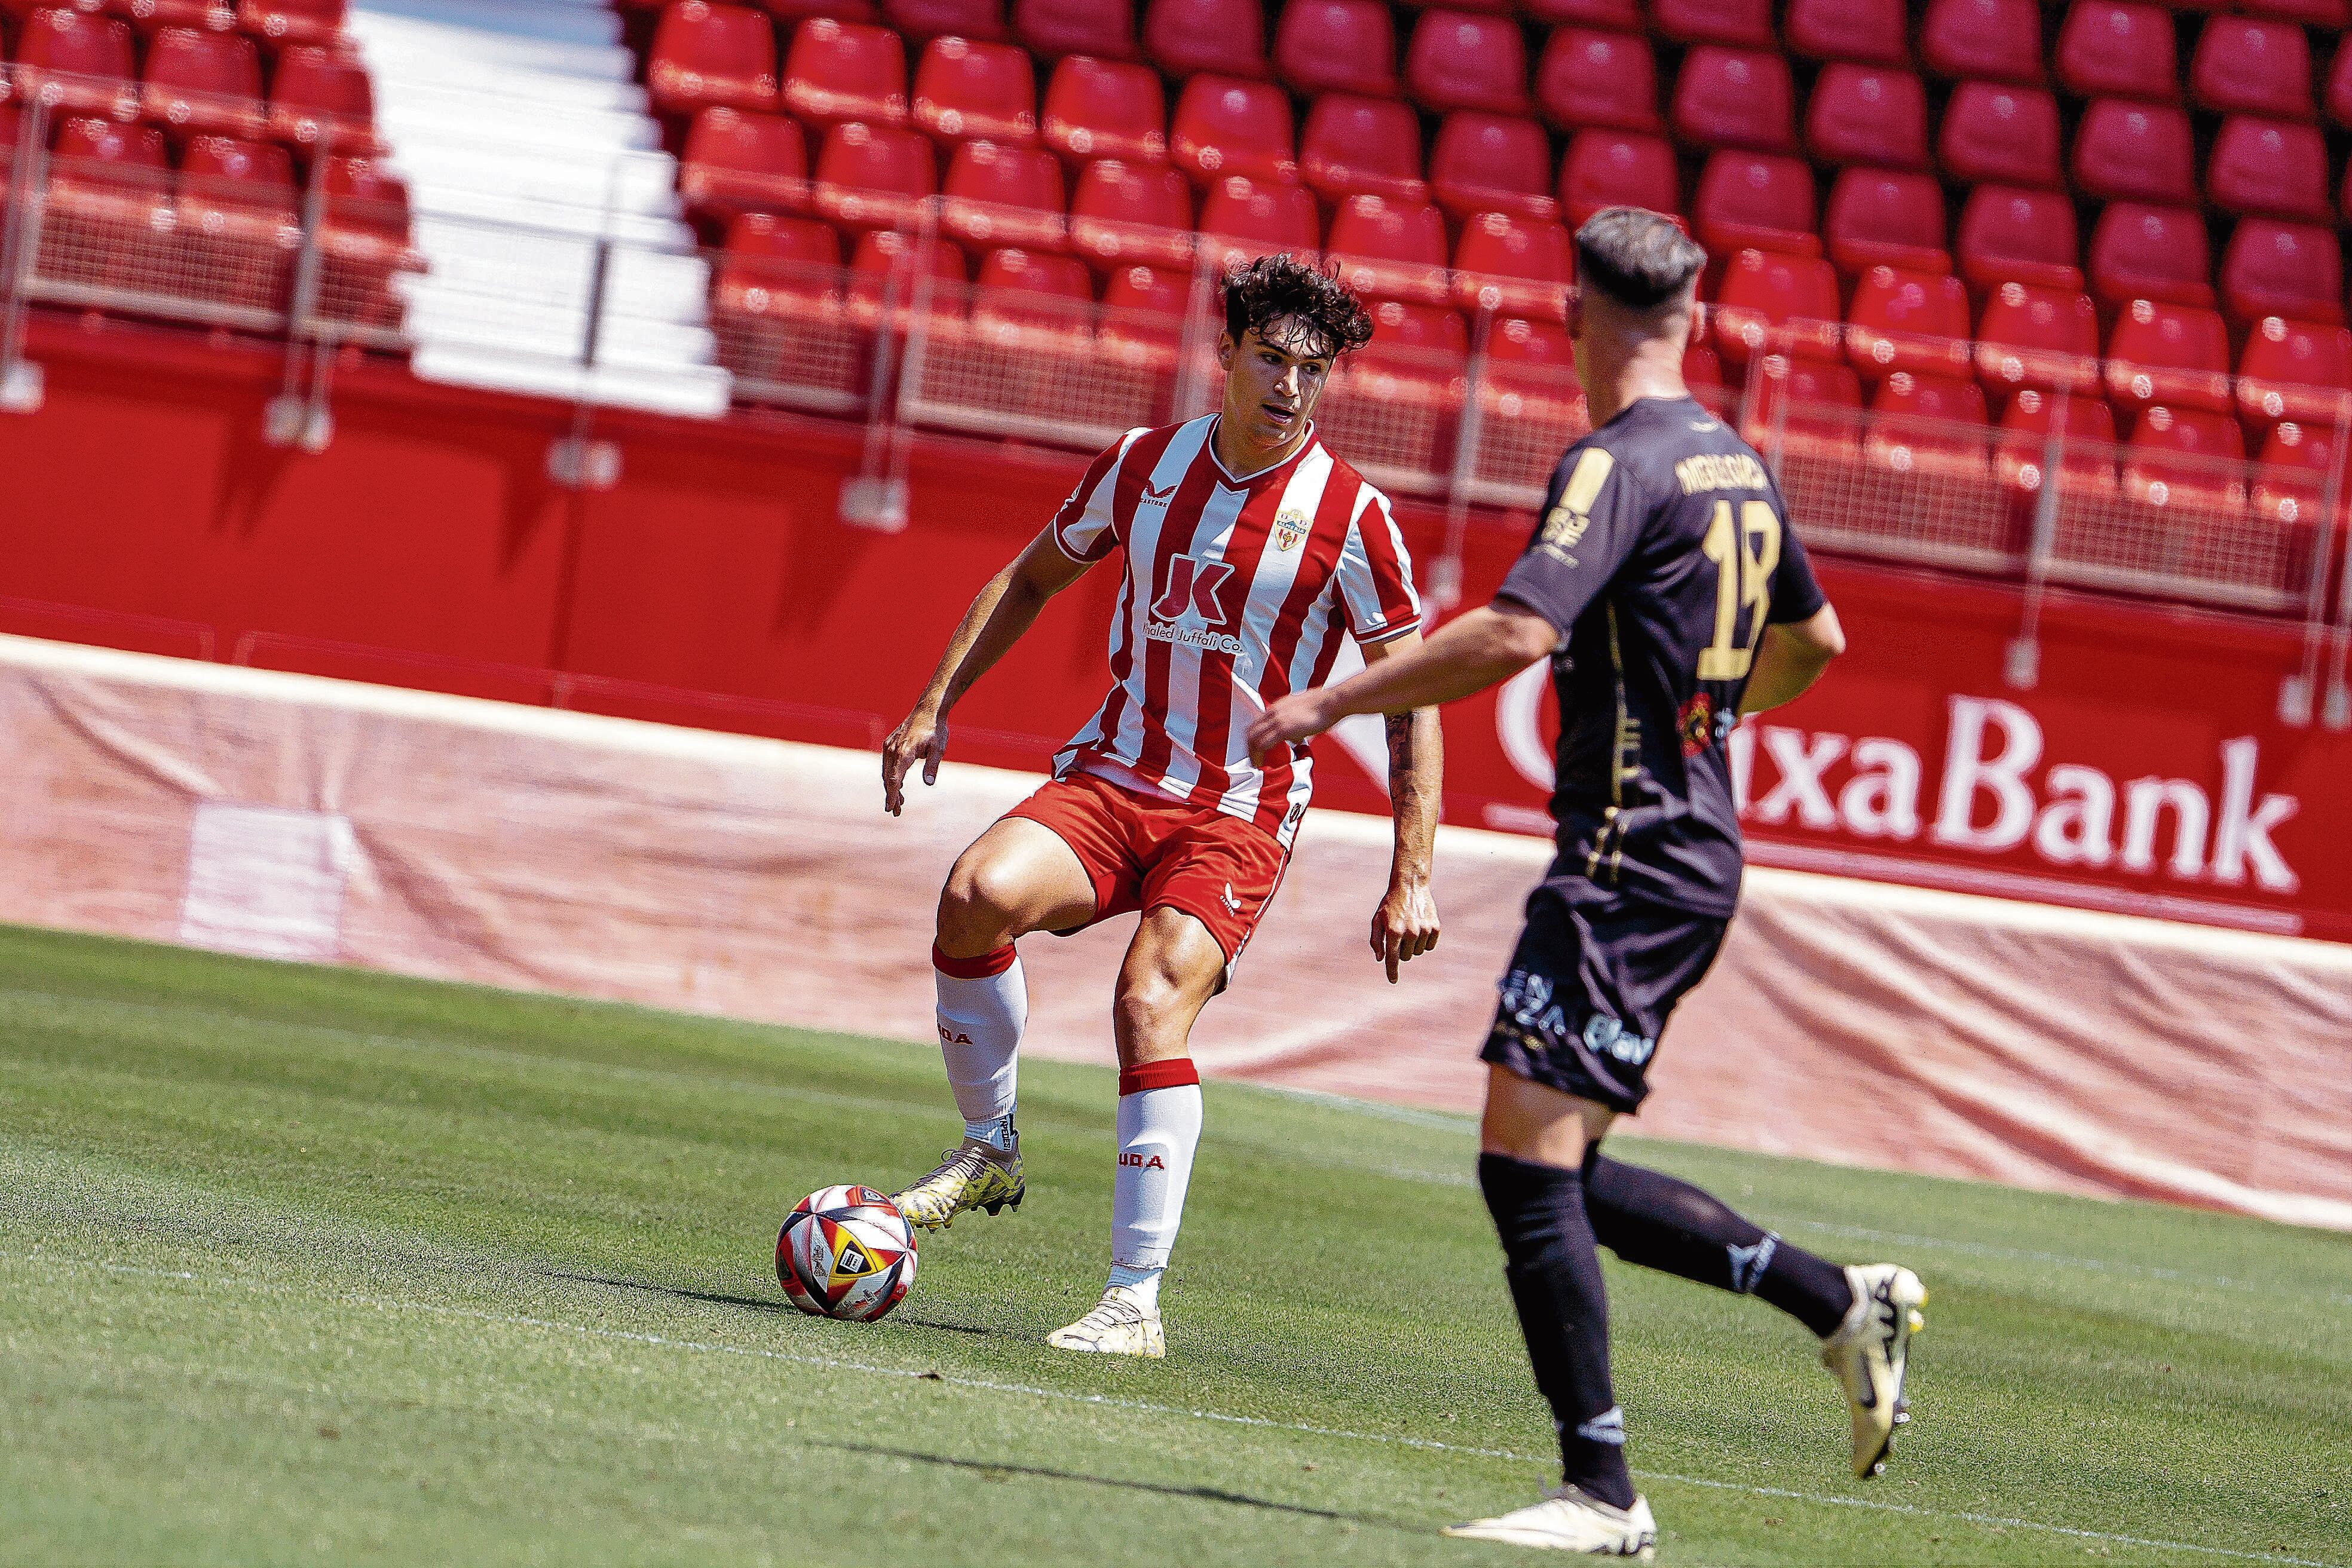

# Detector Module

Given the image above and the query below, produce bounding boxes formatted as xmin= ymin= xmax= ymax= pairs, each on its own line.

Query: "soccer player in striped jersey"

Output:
xmin=879 ymin=255 xmax=1446 ymax=1358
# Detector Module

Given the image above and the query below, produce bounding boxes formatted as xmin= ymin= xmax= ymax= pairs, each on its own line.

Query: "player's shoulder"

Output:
xmin=1305 ymin=437 xmax=1391 ymax=521
xmin=1578 ymin=397 xmax=1770 ymax=495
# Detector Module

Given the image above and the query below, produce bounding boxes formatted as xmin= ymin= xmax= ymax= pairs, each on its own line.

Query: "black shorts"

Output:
xmin=1480 ymin=880 xmax=1729 ymax=1114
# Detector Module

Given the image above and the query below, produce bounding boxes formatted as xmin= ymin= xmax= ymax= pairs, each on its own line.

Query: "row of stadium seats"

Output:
xmin=0 ymin=0 xmax=344 ymax=45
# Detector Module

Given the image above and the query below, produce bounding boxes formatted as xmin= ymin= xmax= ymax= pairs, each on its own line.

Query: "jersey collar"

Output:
xmin=1205 ymin=415 xmax=1321 ymax=488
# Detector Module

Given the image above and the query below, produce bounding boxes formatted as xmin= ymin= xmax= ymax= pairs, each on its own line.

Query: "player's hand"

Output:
xmin=1247 ymin=690 xmax=1337 ymax=764
xmin=882 ymin=706 xmax=949 ymax=816
xmin=1370 ymin=878 xmax=1440 ymax=983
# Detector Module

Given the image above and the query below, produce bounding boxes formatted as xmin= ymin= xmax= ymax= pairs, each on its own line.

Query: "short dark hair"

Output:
xmin=1575 ymin=208 xmax=1707 ymax=312
xmin=1222 ymin=253 xmax=1376 ymax=360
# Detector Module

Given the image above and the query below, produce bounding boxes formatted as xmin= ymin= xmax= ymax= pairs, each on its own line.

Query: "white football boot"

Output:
xmin=1443 ymin=1486 xmax=1658 ymax=1557
xmin=1045 ymin=1284 xmax=1165 ymax=1358
xmin=1821 ymin=1262 xmax=1928 ymax=1477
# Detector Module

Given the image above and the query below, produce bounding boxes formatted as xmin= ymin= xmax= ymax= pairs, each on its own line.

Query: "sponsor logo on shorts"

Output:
xmin=1496 ymin=970 xmax=1658 ymax=1067
xmin=1583 ymin=1012 xmax=1656 ymax=1066
xmin=1220 ymin=881 xmax=1243 ymax=914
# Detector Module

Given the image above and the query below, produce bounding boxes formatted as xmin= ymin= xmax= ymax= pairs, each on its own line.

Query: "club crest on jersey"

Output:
xmin=1273 ymin=509 xmax=1310 ymax=552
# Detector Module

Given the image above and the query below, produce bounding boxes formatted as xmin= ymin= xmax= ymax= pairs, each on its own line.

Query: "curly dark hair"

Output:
xmin=1221 ymin=253 xmax=1376 ymax=361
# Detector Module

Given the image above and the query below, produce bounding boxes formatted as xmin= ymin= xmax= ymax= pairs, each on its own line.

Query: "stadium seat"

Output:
xmin=649 ymin=2 xmax=781 ymax=116
xmin=1300 ymin=95 xmax=1430 ymax=204
xmin=1864 ymin=372 xmax=1991 ymax=476
xmin=758 ymin=0 xmax=882 ymax=23
xmin=114 ymin=0 xmax=238 ymax=37
xmin=970 ymin=247 xmax=1094 ymax=342
xmin=2189 ymin=17 xmax=2313 ymax=120
xmin=1196 ymin=174 xmax=1319 ymax=271
xmin=715 ymin=213 xmax=843 ymax=321
xmin=1711 ymin=248 xmax=1843 ymax=363
xmin=1523 ymin=0 xmax=1638 ymax=25
xmin=2105 ymin=299 xmax=2232 ymax=415
xmin=141 ymin=26 xmax=264 ymax=138
xmin=2087 ymin=203 xmax=2215 ymax=309
xmin=1803 ymin=65 xmax=1930 ymax=170
xmin=266 ymin=45 xmax=375 ymax=153
xmin=813 ymin=121 xmax=939 ymax=231
xmin=310 ymin=157 xmax=417 ymax=336
xmin=1451 ymin=211 xmax=1573 ymax=318
xmin=1068 ymin=158 xmax=1195 ymax=269
xmin=176 ymin=133 xmax=298 ymax=310
xmin=2250 ymin=418 xmax=2342 ymax=527
xmin=1273 ymin=0 xmax=1399 ymax=98
xmin=1938 ymin=84 xmax=2063 ymax=189
xmin=2071 ymin=100 xmax=2196 ymax=206
xmin=681 ymin=108 xmax=811 ymax=220
xmin=941 ymin=139 xmax=1066 ymax=252
xmin=1824 ymin=169 xmax=1950 ymax=275
xmin=2056 ymin=1 xmax=2177 ymax=101
xmin=1428 ymin=113 xmax=1559 ymax=221
xmin=2220 ymin=219 xmax=2345 ymax=326
xmin=1326 ymin=194 xmax=1451 ymax=304
xmin=1958 ymin=185 xmax=2082 ymax=290
xmin=236 ymin=0 xmax=343 ymax=45
xmin=1481 ymin=313 xmax=1579 ymax=397
xmin=847 ymin=227 xmax=969 ymax=326
xmin=1536 ymin=30 xmax=1664 ymax=133
xmin=1013 ymin=0 xmax=1137 ymax=59
xmin=1041 ymin=56 xmax=1165 ymax=164
xmin=1921 ymin=0 xmax=2043 ymax=84
xmin=1996 ymin=386 xmax=2119 ymax=491
xmin=2237 ymin=315 xmax=2352 ymax=423
xmin=1404 ymin=10 xmax=1530 ymax=115
xmin=2124 ymin=405 xmax=2247 ymax=509
xmin=15 ymin=9 xmax=139 ymax=119
xmin=2241 ymin=0 xmax=2344 ymax=23
xmin=912 ymin=37 xmax=1037 ymax=146
xmin=1650 ymin=0 xmax=1773 ymax=48
xmin=1557 ymin=131 xmax=1678 ymax=228
xmin=1740 ymin=357 xmax=1864 ymax=458
xmin=1670 ymin=47 xmax=1797 ymax=153
xmin=1169 ymin=75 xmax=1296 ymax=185
xmin=1783 ymin=0 xmax=1906 ymax=64
xmin=1100 ymin=261 xmax=1189 ymax=368
xmin=1145 ymin=0 xmax=1267 ymax=78
xmin=783 ymin=20 xmax=910 ymax=128
xmin=1360 ymin=298 xmax=1469 ymax=367
xmin=2329 ymin=46 xmax=2352 ymax=128
xmin=2206 ymin=118 xmax=2331 ymax=223
xmin=1845 ymin=266 xmax=1973 ymax=381
xmin=884 ymin=0 xmax=1007 ymax=41
xmin=39 ymin=117 xmax=173 ymax=284
xmin=1976 ymin=281 xmax=2101 ymax=392
xmin=1692 ymin=152 xmax=1820 ymax=258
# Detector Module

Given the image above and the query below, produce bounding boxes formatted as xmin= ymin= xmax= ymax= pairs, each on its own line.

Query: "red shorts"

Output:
xmin=1004 ymin=771 xmax=1292 ymax=969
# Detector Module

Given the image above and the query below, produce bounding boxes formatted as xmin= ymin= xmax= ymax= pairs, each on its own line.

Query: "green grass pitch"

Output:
xmin=0 ymin=922 xmax=2345 ymax=1566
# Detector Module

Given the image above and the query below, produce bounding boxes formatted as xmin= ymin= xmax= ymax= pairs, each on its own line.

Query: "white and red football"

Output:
xmin=776 ymin=1185 xmax=918 ymax=1322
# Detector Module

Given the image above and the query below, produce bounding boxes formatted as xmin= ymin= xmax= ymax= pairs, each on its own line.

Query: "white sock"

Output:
xmin=1110 ymin=1062 xmax=1203 ymax=1309
xmin=935 ymin=944 xmax=1024 ymax=1149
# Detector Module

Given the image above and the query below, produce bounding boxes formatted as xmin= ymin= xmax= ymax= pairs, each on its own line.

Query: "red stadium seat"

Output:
xmin=783 ymin=20 xmax=909 ymax=128
xmin=267 ymin=44 xmax=375 ymax=152
xmin=1846 ymin=266 xmax=1973 ymax=381
xmin=1196 ymin=174 xmax=1319 ymax=270
xmin=1536 ymin=30 xmax=1663 ymax=133
xmin=2241 ymin=0 xmax=2344 ymax=22
xmin=1169 ymin=75 xmax=1296 ymax=185
xmin=1042 ymin=56 xmax=1165 ymax=164
xmin=142 ymin=27 xmax=265 ymax=137
xmin=1100 ymin=261 xmax=1189 ymax=368
xmin=2221 ymin=220 xmax=2344 ymax=326
xmin=2072 ymin=100 xmax=2196 ymax=206
xmin=2124 ymin=405 xmax=2246 ymax=509
xmin=40 ymin=117 xmax=172 ymax=287
xmin=1360 ymin=298 xmax=1469 ymax=370
xmin=1711 ymin=248 xmax=1843 ymax=362
xmin=2206 ymin=118 xmax=2331 ymax=223
xmin=235 ymin=0 xmax=342 ymax=45
xmin=311 ymin=157 xmax=418 ymax=336
xmin=1523 ymin=0 xmax=1638 ymax=25
xmin=2190 ymin=17 xmax=2313 ymax=120
xmin=2250 ymin=418 xmax=2343 ymax=527
xmin=758 ymin=0 xmax=882 ymax=23
xmin=1864 ymin=372 xmax=1989 ymax=476
xmin=1803 ymin=65 xmax=1929 ymax=170
xmin=681 ymin=108 xmax=810 ymax=220
xmin=1429 ymin=112 xmax=1559 ymax=221
xmin=649 ymin=2 xmax=780 ymax=116
xmin=1483 ymin=314 xmax=1579 ymax=398
xmin=1650 ymin=0 xmax=1773 ymax=48
xmin=1938 ymin=83 xmax=2063 ymax=189
xmin=2237 ymin=315 xmax=2352 ymax=423
xmin=912 ymin=37 xmax=1036 ymax=146
xmin=1824 ymin=169 xmax=1950 ymax=275
xmin=1996 ymin=387 xmax=2118 ymax=492
xmin=1558 ymin=130 xmax=1677 ymax=227
xmin=1976 ymin=281 xmax=2101 ymax=392
xmin=1300 ymin=94 xmax=1429 ymax=204
xmin=1958 ymin=185 xmax=2082 ymax=290
xmin=1921 ymin=0 xmax=2043 ymax=84
xmin=1404 ymin=10 xmax=1530 ymax=115
xmin=847 ymin=227 xmax=968 ymax=326
xmin=884 ymin=0 xmax=1006 ymax=41
xmin=2087 ymin=203 xmax=2215 ymax=308
xmin=2056 ymin=1 xmax=2176 ymax=101
xmin=1452 ymin=212 xmax=1573 ymax=318
xmin=1273 ymin=0 xmax=1398 ymax=97
xmin=1068 ymin=158 xmax=1195 ymax=269
xmin=114 ymin=0 xmax=239 ymax=36
xmin=16 ymin=9 xmax=139 ymax=119
xmin=1326 ymin=193 xmax=1450 ymax=304
xmin=1692 ymin=152 xmax=1820 ymax=258
xmin=970 ymin=247 xmax=1094 ymax=342
xmin=1784 ymin=0 xmax=1907 ymax=65
xmin=2330 ymin=45 xmax=2352 ymax=128
xmin=177 ymin=134 xmax=299 ymax=309
xmin=1013 ymin=0 xmax=1136 ymax=59
xmin=1670 ymin=47 xmax=1796 ymax=152
xmin=813 ymin=121 xmax=939 ymax=231
xmin=1145 ymin=0 xmax=1267 ymax=78
xmin=1741 ymin=357 xmax=1864 ymax=458
xmin=2105 ymin=299 xmax=2232 ymax=415
xmin=716 ymin=213 xmax=843 ymax=321
xmin=941 ymin=139 xmax=1066 ymax=251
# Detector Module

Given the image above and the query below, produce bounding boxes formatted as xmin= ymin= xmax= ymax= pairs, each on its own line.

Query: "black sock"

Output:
xmin=1582 ymin=1152 xmax=1855 ymax=1339
xmin=1478 ymin=1153 xmax=1637 ymax=1511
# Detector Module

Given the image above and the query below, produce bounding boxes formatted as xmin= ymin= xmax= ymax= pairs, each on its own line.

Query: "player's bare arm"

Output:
xmin=1361 ymin=630 xmax=1444 ymax=982
xmin=1740 ymin=604 xmax=1845 ymax=715
xmin=1250 ymin=603 xmax=1560 ymax=755
xmin=882 ymin=528 xmax=1091 ymax=816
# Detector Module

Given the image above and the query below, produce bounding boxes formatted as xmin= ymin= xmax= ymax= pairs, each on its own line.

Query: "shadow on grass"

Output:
xmin=543 ymin=1268 xmax=992 ymax=1336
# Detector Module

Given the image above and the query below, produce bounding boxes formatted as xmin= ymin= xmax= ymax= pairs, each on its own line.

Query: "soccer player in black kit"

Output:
xmin=1251 ymin=208 xmax=1926 ymax=1556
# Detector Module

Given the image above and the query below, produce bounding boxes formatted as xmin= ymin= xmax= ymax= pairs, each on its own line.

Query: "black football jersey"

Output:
xmin=1494 ymin=395 xmax=1826 ymax=915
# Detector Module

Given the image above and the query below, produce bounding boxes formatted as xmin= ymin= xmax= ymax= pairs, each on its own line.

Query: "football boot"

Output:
xmin=1821 ymin=1261 xmax=1928 ymax=1477
xmin=1443 ymin=1487 xmax=1658 ymax=1557
xmin=1045 ymin=1284 xmax=1165 ymax=1358
xmin=890 ymin=1134 xmax=1023 ymax=1231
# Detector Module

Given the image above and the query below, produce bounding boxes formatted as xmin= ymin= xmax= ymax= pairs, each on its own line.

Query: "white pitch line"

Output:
xmin=10 ymin=1251 xmax=2338 ymax=1568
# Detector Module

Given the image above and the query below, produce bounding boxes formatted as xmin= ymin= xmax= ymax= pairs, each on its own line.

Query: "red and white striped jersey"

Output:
xmin=1048 ymin=414 xmax=1422 ymax=847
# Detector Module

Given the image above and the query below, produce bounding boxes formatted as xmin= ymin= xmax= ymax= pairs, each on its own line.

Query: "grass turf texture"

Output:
xmin=0 ymin=924 xmax=2346 ymax=1567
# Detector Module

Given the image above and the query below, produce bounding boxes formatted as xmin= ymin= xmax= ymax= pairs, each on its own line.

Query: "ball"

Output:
xmin=776 ymin=1185 xmax=918 ymax=1322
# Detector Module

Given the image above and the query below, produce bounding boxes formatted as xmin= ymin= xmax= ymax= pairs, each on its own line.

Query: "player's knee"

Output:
xmin=936 ymin=855 xmax=1018 ymax=954
xmin=1113 ymin=967 xmax=1187 ymax=1051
